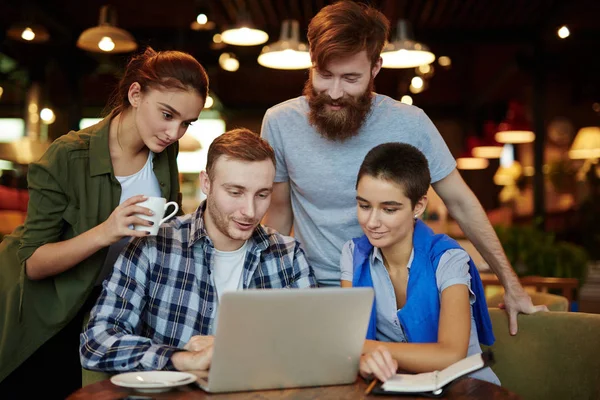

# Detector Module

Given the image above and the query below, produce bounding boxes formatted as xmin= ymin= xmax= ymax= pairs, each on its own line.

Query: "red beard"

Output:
xmin=303 ymin=76 xmax=374 ymax=142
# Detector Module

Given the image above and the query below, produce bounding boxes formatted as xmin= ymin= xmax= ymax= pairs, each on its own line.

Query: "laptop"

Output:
xmin=195 ymin=287 xmax=374 ymax=393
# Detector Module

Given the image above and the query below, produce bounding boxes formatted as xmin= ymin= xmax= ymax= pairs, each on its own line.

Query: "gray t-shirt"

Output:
xmin=340 ymin=242 xmax=500 ymax=385
xmin=261 ymin=94 xmax=456 ymax=285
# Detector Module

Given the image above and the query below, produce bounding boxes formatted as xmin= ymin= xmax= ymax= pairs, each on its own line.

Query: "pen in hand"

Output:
xmin=364 ymin=378 xmax=379 ymax=395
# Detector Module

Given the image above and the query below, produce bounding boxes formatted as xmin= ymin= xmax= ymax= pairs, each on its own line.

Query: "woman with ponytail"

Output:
xmin=0 ymin=47 xmax=209 ymax=398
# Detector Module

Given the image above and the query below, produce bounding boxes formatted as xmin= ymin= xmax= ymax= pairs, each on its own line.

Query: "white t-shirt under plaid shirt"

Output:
xmin=80 ymin=201 xmax=317 ymax=372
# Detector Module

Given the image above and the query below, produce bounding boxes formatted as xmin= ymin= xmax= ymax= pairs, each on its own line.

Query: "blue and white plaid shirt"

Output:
xmin=80 ymin=202 xmax=317 ymax=372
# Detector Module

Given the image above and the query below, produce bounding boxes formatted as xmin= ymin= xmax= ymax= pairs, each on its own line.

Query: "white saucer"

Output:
xmin=110 ymin=371 xmax=197 ymax=393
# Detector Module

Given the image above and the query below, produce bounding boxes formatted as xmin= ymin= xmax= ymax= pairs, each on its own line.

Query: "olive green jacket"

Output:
xmin=0 ymin=116 xmax=181 ymax=382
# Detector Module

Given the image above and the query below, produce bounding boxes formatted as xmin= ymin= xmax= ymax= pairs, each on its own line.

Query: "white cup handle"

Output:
xmin=160 ymin=201 xmax=179 ymax=225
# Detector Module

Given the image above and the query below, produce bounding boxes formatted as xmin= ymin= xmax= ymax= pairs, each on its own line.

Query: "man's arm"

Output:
xmin=80 ymin=239 xmax=180 ymax=372
xmin=432 ymin=169 xmax=547 ymax=335
xmin=263 ymin=181 xmax=293 ymax=235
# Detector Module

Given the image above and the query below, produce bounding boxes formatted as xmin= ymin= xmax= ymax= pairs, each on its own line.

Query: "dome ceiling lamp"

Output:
xmin=77 ymin=5 xmax=137 ymax=53
xmin=569 ymin=126 xmax=600 ymax=181
xmin=472 ymin=121 xmax=504 ymax=159
xmin=381 ymin=19 xmax=435 ymax=69
xmin=568 ymin=126 xmax=600 ymax=160
xmin=456 ymin=137 xmax=490 ymax=170
xmin=257 ymin=20 xmax=311 ymax=70
xmin=495 ymin=101 xmax=535 ymax=144
xmin=7 ymin=23 xmax=50 ymax=43
xmin=220 ymin=6 xmax=268 ymax=46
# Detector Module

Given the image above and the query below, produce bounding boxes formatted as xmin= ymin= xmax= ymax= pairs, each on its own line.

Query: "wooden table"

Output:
xmin=68 ymin=377 xmax=520 ymax=399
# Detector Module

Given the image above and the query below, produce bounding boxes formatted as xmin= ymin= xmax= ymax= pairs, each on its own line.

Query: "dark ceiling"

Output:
xmin=0 ymin=0 xmax=599 ymax=121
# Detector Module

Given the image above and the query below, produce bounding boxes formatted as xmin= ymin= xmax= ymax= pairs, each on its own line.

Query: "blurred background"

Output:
xmin=0 ymin=0 xmax=599 ymax=308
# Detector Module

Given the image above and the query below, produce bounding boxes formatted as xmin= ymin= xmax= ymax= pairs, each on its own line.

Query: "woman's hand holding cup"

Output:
xmin=97 ymin=195 xmax=156 ymax=246
xmin=132 ymin=196 xmax=179 ymax=236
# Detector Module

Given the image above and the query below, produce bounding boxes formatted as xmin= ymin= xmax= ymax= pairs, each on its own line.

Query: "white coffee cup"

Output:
xmin=133 ymin=197 xmax=179 ymax=236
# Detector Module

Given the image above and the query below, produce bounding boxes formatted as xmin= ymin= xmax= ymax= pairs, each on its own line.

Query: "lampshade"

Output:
xmin=568 ymin=126 xmax=600 ymax=159
xmin=495 ymin=101 xmax=535 ymax=144
xmin=457 ymin=156 xmax=489 ymax=170
xmin=381 ymin=20 xmax=435 ymax=69
xmin=190 ymin=13 xmax=216 ymax=31
xmin=7 ymin=23 xmax=50 ymax=43
xmin=77 ymin=5 xmax=137 ymax=53
xmin=257 ymin=20 xmax=311 ymax=70
xmin=456 ymin=137 xmax=490 ymax=170
xmin=472 ymin=121 xmax=503 ymax=159
xmin=221 ymin=9 xmax=268 ymax=46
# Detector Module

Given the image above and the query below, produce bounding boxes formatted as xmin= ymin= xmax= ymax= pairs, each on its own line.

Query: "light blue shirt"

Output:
xmin=261 ymin=94 xmax=456 ymax=286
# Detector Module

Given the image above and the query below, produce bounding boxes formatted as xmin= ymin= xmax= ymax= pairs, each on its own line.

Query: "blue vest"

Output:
xmin=352 ymin=220 xmax=495 ymax=346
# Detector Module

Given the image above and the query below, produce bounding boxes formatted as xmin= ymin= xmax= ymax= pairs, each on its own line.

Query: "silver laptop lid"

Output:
xmin=204 ymin=287 xmax=374 ymax=393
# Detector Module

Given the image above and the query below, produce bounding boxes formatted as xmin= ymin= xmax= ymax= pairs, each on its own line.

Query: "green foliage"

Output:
xmin=495 ymin=224 xmax=589 ymax=286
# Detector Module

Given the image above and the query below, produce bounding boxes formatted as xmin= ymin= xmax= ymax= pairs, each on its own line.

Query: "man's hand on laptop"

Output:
xmin=171 ymin=335 xmax=215 ymax=371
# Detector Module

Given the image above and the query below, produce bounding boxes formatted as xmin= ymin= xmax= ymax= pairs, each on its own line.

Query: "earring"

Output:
xmin=414 ymin=214 xmax=418 ymax=219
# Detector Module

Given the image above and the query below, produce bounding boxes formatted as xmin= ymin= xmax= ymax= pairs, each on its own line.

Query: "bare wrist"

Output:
xmin=90 ymin=223 xmax=111 ymax=248
xmin=171 ymin=351 xmax=188 ymax=371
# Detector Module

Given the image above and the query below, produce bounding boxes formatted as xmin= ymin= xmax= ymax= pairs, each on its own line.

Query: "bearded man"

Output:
xmin=261 ymin=1 xmax=546 ymax=335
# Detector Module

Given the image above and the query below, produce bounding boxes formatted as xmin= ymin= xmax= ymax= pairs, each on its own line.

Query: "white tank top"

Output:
xmin=96 ymin=151 xmax=162 ymax=285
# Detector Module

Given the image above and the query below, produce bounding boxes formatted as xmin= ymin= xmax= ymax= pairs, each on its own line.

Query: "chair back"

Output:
xmin=485 ymin=309 xmax=600 ymax=400
xmin=486 ymin=292 xmax=569 ymax=311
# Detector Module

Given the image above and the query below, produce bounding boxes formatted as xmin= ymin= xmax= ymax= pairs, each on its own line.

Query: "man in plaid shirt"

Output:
xmin=80 ymin=128 xmax=317 ymax=373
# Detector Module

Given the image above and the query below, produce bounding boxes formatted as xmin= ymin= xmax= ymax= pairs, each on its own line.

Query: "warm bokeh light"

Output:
xmin=197 ymin=14 xmax=208 ymax=25
xmin=98 ymin=36 xmax=115 ymax=52
xmin=438 ymin=56 xmax=452 ymax=68
xmin=213 ymin=33 xmax=223 ymax=43
xmin=219 ymin=53 xmax=239 ymax=72
xmin=411 ymin=76 xmax=424 ymax=89
xmin=221 ymin=27 xmax=268 ymax=46
xmin=40 ymin=108 xmax=56 ymax=124
xmin=400 ymin=95 xmax=413 ymax=105
xmin=472 ymin=146 xmax=503 ymax=159
xmin=21 ymin=27 xmax=35 ymax=41
xmin=257 ymin=48 xmax=311 ymax=70
xmin=457 ymin=157 xmax=489 ymax=170
xmin=557 ymin=26 xmax=570 ymax=39
xmin=204 ymin=95 xmax=214 ymax=109
xmin=495 ymin=130 xmax=535 ymax=144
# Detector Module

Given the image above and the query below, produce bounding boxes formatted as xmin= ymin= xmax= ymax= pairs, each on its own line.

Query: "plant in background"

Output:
xmin=495 ymin=224 xmax=589 ymax=286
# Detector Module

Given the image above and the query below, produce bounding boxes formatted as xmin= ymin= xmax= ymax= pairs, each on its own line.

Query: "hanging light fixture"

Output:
xmin=7 ymin=23 xmax=50 ymax=43
xmin=472 ymin=120 xmax=503 ymax=159
xmin=77 ymin=5 xmax=137 ymax=53
xmin=190 ymin=13 xmax=216 ymax=31
xmin=568 ymin=127 xmax=600 ymax=160
xmin=495 ymin=101 xmax=535 ymax=144
xmin=221 ymin=8 xmax=268 ymax=46
xmin=381 ymin=20 xmax=435 ymax=69
xmin=257 ymin=20 xmax=311 ymax=70
xmin=456 ymin=137 xmax=490 ymax=170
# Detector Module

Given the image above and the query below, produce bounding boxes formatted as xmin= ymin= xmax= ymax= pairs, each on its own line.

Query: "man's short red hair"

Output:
xmin=308 ymin=1 xmax=389 ymax=70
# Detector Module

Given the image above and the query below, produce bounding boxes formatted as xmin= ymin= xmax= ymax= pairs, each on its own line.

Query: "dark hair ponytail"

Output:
xmin=108 ymin=47 xmax=209 ymax=115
